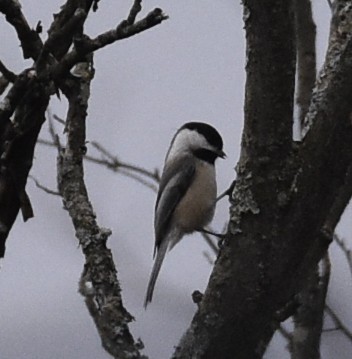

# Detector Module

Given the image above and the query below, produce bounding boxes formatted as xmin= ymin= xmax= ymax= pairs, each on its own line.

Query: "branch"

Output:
xmin=290 ymin=254 xmax=331 ymax=359
xmin=0 ymin=68 xmax=35 ymax=126
xmin=173 ymin=1 xmax=296 ymax=356
xmin=47 ymin=0 xmax=94 ymax=60
xmin=36 ymin=8 xmax=88 ymax=71
xmin=325 ymin=304 xmax=352 ymax=341
xmin=57 ymin=59 xmax=144 ymax=359
xmin=286 ymin=0 xmax=352 ymax=271
xmin=38 ymin=138 xmax=159 ymax=191
xmin=90 ymin=141 xmax=160 ymax=183
xmin=200 ymin=232 xmax=219 ymax=256
xmin=51 ymin=7 xmax=168 ymax=79
xmin=127 ymin=0 xmax=142 ymax=25
xmin=293 ymin=0 xmax=317 ymax=132
xmin=334 ymin=234 xmax=352 ymax=279
xmin=0 ymin=76 xmax=9 ymax=95
xmin=0 ymin=67 xmax=50 ymax=256
xmin=0 ymin=60 xmax=17 ymax=82
xmin=323 ymin=162 xmax=352 ymax=235
xmin=279 ymin=325 xmax=292 ymax=342
xmin=0 ymin=0 xmax=43 ymax=60
xmin=174 ymin=1 xmax=352 ymax=358
xmin=29 ymin=175 xmax=60 ymax=196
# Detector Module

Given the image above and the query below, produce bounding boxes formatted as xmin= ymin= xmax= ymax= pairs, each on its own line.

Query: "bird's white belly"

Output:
xmin=173 ymin=163 xmax=216 ymax=233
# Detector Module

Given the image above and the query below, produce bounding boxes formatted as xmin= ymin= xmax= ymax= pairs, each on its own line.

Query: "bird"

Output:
xmin=144 ymin=122 xmax=225 ymax=307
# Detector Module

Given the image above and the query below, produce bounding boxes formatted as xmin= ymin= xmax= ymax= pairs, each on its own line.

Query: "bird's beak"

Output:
xmin=217 ymin=150 xmax=226 ymax=159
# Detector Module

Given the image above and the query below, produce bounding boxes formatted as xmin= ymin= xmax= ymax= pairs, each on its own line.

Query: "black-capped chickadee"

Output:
xmin=144 ymin=122 xmax=225 ymax=307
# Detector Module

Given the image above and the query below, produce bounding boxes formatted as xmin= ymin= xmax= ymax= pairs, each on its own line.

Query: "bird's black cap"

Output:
xmin=181 ymin=122 xmax=224 ymax=153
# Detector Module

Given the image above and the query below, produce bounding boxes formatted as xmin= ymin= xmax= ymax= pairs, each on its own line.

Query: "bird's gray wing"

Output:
xmin=154 ymin=157 xmax=195 ymax=253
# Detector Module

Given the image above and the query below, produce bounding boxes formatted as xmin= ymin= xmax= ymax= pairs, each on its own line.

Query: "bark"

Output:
xmin=173 ymin=1 xmax=352 ymax=358
xmin=0 ymin=0 xmax=167 ymax=356
xmin=174 ymin=1 xmax=296 ymax=357
xmin=294 ymin=0 xmax=316 ymax=131
xmin=0 ymin=0 xmax=166 ymax=261
xmin=290 ymin=2 xmax=328 ymax=358
xmin=0 ymin=68 xmax=50 ymax=256
xmin=57 ymin=60 xmax=145 ymax=359
xmin=290 ymin=256 xmax=330 ymax=359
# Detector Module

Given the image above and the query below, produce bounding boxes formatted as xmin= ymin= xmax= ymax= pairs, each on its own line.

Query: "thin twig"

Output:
xmin=47 ymin=110 xmax=62 ymax=151
xmin=29 ymin=175 xmax=60 ymax=196
xmin=58 ymin=57 xmax=144 ymax=357
xmin=0 ymin=76 xmax=9 ymax=95
xmin=0 ymin=0 xmax=43 ymax=60
xmin=90 ymin=141 xmax=119 ymax=161
xmin=200 ymin=231 xmax=219 ymax=255
xmin=0 ymin=60 xmax=17 ymax=82
xmin=119 ymin=168 xmax=158 ymax=192
xmin=333 ymin=234 xmax=352 ymax=279
xmin=216 ymin=180 xmax=236 ymax=202
xmin=0 ymin=69 xmax=33 ymax=123
xmin=53 ymin=114 xmax=66 ymax=125
xmin=127 ymin=0 xmax=142 ymax=24
xmin=202 ymin=251 xmax=215 ymax=265
xmin=51 ymin=7 xmax=168 ymax=79
xmin=90 ymin=141 xmax=160 ymax=182
xmin=324 ymin=327 xmax=340 ymax=333
xmin=293 ymin=0 xmax=317 ymax=134
xmin=38 ymin=138 xmax=159 ymax=183
xmin=325 ymin=304 xmax=352 ymax=341
xmin=279 ymin=325 xmax=292 ymax=341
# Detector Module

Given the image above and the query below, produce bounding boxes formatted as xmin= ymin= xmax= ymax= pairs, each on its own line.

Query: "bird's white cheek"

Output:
xmin=173 ymin=163 xmax=216 ymax=233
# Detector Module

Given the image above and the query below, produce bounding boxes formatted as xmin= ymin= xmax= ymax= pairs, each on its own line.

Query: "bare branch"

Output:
xmin=127 ymin=0 xmax=142 ymax=25
xmin=90 ymin=141 xmax=160 ymax=182
xmin=325 ymin=304 xmax=352 ymax=341
xmin=174 ymin=1 xmax=352 ymax=357
xmin=38 ymin=138 xmax=159 ymax=191
xmin=216 ymin=180 xmax=236 ymax=202
xmin=293 ymin=0 xmax=316 ymax=132
xmin=51 ymin=7 xmax=168 ymax=79
xmin=202 ymin=251 xmax=215 ymax=266
xmin=324 ymin=162 xmax=352 ymax=235
xmin=0 ymin=60 xmax=17 ymax=82
xmin=47 ymin=0 xmax=94 ymax=60
xmin=46 ymin=110 xmax=62 ymax=151
xmin=290 ymin=254 xmax=331 ymax=359
xmin=118 ymin=168 xmax=158 ymax=192
xmin=37 ymin=8 xmax=88 ymax=71
xmin=0 ymin=76 xmax=9 ymax=95
xmin=334 ymin=234 xmax=352 ymax=279
xmin=0 ymin=69 xmax=34 ymax=125
xmin=29 ymin=175 xmax=60 ymax=196
xmin=279 ymin=325 xmax=292 ymax=341
xmin=0 ymin=72 xmax=49 ymax=255
xmin=200 ymin=232 xmax=219 ymax=255
xmin=52 ymin=114 xmax=66 ymax=126
xmin=0 ymin=0 xmax=43 ymax=60
xmin=57 ymin=59 xmax=144 ymax=358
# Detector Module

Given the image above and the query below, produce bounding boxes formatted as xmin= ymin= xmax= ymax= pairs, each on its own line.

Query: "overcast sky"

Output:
xmin=0 ymin=1 xmax=351 ymax=358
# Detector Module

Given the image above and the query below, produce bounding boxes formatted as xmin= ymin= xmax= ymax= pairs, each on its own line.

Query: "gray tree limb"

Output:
xmin=0 ymin=0 xmax=166 ymax=259
xmin=0 ymin=1 xmax=166 ymax=355
xmin=173 ymin=1 xmax=352 ymax=358
xmin=57 ymin=59 xmax=145 ymax=359
xmin=290 ymin=255 xmax=331 ymax=359
xmin=294 ymin=0 xmax=316 ymax=131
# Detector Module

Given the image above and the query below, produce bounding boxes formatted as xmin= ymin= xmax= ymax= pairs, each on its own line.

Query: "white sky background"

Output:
xmin=0 ymin=1 xmax=351 ymax=358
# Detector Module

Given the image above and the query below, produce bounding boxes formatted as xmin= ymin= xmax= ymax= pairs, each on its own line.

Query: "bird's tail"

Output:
xmin=144 ymin=238 xmax=169 ymax=308
xmin=145 ymin=226 xmax=184 ymax=308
